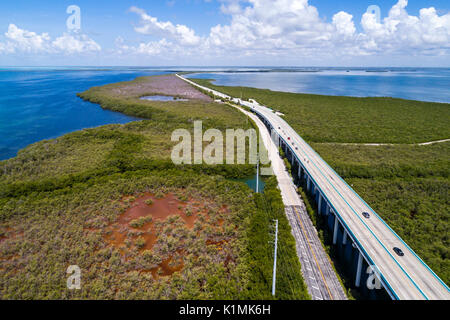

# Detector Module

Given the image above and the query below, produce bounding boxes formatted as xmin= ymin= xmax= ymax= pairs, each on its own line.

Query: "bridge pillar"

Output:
xmin=342 ymin=229 xmax=348 ymax=245
xmin=333 ymin=215 xmax=339 ymax=245
xmin=355 ymin=252 xmax=363 ymax=287
xmin=318 ymin=194 xmax=322 ymax=215
xmin=326 ymin=204 xmax=330 ymax=216
xmin=306 ymin=175 xmax=311 ymax=192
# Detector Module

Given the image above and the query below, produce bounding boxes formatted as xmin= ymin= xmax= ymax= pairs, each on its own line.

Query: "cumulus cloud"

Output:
xmin=333 ymin=11 xmax=356 ymax=38
xmin=209 ymin=0 xmax=331 ymax=50
xmin=52 ymin=34 xmax=101 ymax=54
xmin=360 ymin=1 xmax=450 ymax=54
xmin=115 ymin=36 xmax=173 ymax=56
xmin=0 ymin=24 xmax=101 ymax=55
xmin=5 ymin=24 xmax=51 ymax=52
xmin=129 ymin=6 xmax=201 ymax=46
xmin=124 ymin=0 xmax=450 ymax=60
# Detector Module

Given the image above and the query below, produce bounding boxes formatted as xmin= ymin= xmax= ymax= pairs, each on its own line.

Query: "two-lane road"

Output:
xmin=257 ymin=105 xmax=448 ymax=300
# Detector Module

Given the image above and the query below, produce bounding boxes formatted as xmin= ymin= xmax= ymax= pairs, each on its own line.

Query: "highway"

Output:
xmin=177 ymin=74 xmax=450 ymax=300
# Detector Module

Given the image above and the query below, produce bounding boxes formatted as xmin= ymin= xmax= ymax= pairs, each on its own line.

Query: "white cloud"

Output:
xmin=333 ymin=11 xmax=356 ymax=38
xmin=208 ymin=0 xmax=331 ymax=50
xmin=360 ymin=0 xmax=450 ymax=54
xmin=0 ymin=24 xmax=101 ymax=55
xmin=2 ymin=0 xmax=448 ymax=64
xmin=116 ymin=36 xmax=173 ymax=56
xmin=124 ymin=0 xmax=450 ymax=61
xmin=52 ymin=34 xmax=101 ymax=54
xmin=129 ymin=6 xmax=201 ymax=46
xmin=5 ymin=24 xmax=51 ymax=53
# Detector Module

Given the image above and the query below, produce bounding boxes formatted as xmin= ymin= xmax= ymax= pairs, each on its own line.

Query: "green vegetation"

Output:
xmin=248 ymin=177 xmax=310 ymax=300
xmin=130 ymin=216 xmax=152 ymax=228
xmin=190 ymin=78 xmax=450 ymax=285
xmin=190 ymin=78 xmax=450 ymax=144
xmin=0 ymin=74 xmax=309 ymax=299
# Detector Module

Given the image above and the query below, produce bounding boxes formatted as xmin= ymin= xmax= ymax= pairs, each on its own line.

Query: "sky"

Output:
xmin=0 ymin=0 xmax=449 ymax=67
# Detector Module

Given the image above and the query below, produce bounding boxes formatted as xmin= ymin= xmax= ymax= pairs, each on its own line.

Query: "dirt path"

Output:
xmin=317 ymin=138 xmax=450 ymax=147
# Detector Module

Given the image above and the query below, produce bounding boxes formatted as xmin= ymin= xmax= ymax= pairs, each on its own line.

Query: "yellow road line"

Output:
xmin=293 ymin=206 xmax=334 ymax=300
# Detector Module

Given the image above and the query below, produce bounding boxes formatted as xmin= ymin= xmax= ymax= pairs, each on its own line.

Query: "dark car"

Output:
xmin=362 ymin=211 xmax=370 ymax=219
xmin=393 ymin=247 xmax=404 ymax=256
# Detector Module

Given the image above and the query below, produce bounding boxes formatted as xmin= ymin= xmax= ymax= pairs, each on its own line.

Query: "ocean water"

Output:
xmin=0 ymin=68 xmax=167 ymax=160
xmin=187 ymin=68 xmax=450 ymax=103
xmin=1 ymin=67 xmax=449 ymax=161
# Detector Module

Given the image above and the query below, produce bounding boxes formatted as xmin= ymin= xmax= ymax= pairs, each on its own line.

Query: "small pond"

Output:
xmin=140 ymin=95 xmax=189 ymax=102
xmin=234 ymin=175 xmax=266 ymax=193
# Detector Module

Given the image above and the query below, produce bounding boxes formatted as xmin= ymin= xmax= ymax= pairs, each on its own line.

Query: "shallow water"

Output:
xmin=235 ymin=175 xmax=266 ymax=192
xmin=140 ymin=95 xmax=188 ymax=102
xmin=187 ymin=68 xmax=450 ymax=103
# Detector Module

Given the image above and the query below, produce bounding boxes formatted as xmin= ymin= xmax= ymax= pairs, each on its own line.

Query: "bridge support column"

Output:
xmin=333 ymin=215 xmax=339 ymax=245
xmin=325 ymin=204 xmax=330 ymax=216
xmin=342 ymin=229 xmax=348 ymax=245
xmin=355 ymin=252 xmax=363 ymax=287
xmin=306 ymin=175 xmax=311 ymax=192
xmin=318 ymin=194 xmax=322 ymax=215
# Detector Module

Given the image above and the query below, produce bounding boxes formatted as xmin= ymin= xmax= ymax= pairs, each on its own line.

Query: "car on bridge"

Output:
xmin=362 ymin=212 xmax=370 ymax=219
xmin=393 ymin=247 xmax=405 ymax=256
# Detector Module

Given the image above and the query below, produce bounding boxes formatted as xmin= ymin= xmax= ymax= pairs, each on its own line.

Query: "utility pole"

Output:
xmin=256 ymin=154 xmax=260 ymax=193
xmin=272 ymin=219 xmax=279 ymax=296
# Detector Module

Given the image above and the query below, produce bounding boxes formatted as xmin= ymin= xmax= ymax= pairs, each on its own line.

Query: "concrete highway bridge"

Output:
xmin=177 ymin=74 xmax=450 ymax=300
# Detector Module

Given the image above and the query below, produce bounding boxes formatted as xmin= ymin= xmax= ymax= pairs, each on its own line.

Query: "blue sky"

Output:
xmin=0 ymin=0 xmax=449 ymax=66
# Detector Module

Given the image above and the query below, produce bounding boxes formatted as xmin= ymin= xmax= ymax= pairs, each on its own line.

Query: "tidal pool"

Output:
xmin=140 ymin=95 xmax=189 ymax=102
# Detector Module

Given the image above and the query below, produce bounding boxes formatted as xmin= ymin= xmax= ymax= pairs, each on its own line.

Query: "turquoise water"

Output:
xmin=187 ymin=68 xmax=450 ymax=103
xmin=235 ymin=175 xmax=265 ymax=192
xmin=0 ymin=68 xmax=167 ymax=160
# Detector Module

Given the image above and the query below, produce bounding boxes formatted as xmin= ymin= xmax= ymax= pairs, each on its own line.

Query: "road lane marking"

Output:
xmin=293 ymin=206 xmax=334 ymax=300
